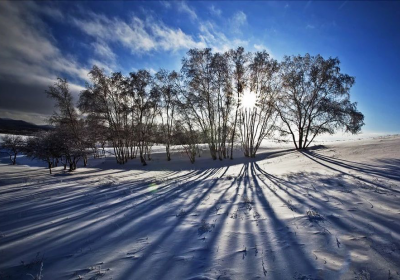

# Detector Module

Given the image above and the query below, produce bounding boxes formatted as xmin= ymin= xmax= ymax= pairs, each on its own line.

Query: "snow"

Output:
xmin=0 ymin=135 xmax=400 ymax=279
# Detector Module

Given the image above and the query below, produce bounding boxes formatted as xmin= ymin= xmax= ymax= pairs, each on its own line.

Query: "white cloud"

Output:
xmin=73 ymin=13 xmax=205 ymax=53
xmin=209 ymin=5 xmax=222 ymax=17
xmin=149 ymin=18 xmax=206 ymax=51
xmin=233 ymin=11 xmax=247 ymax=26
xmin=160 ymin=1 xmax=171 ymax=9
xmin=230 ymin=11 xmax=247 ymax=34
xmin=177 ymin=1 xmax=197 ymax=21
xmin=147 ymin=68 xmax=157 ymax=75
xmin=0 ymin=1 xmax=89 ymax=86
xmin=92 ymin=41 xmax=116 ymax=61
xmin=0 ymin=1 xmax=254 ymax=123
xmin=253 ymin=44 xmax=266 ymax=51
xmin=199 ymin=21 xmax=248 ymax=53
xmin=73 ymin=14 xmax=156 ymax=52
xmin=253 ymin=44 xmax=274 ymax=58
xmin=0 ymin=1 xmax=89 ymax=122
xmin=88 ymin=40 xmax=118 ymax=73
xmin=72 ymin=5 xmax=249 ymax=58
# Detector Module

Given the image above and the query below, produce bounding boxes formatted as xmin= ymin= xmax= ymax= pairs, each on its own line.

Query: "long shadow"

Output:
xmin=0 ymin=170 xmax=200 ymax=248
xmin=0 ymin=167 xmax=223 ymax=280
xmin=117 ymin=167 xmax=226 ymax=279
xmin=89 ymin=147 xmax=295 ymax=172
xmin=2 ymin=145 xmax=399 ymax=279
xmin=249 ymin=162 xmax=319 ymax=278
xmin=178 ymin=165 xmax=245 ymax=278
xmin=252 ymin=161 xmax=400 ymax=279
xmin=300 ymin=150 xmax=400 ymax=193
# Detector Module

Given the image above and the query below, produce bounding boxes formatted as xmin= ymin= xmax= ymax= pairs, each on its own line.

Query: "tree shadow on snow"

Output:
xmin=1 ymin=148 xmax=399 ymax=280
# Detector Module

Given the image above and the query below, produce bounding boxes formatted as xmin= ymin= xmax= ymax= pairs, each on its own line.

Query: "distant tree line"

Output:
xmin=0 ymin=48 xmax=364 ymax=172
xmin=0 ymin=118 xmax=53 ymax=135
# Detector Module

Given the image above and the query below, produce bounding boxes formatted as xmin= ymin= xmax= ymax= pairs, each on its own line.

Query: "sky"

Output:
xmin=0 ymin=0 xmax=399 ymax=135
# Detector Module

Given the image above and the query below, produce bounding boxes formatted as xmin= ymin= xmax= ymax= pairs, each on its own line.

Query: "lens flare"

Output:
xmin=240 ymin=90 xmax=257 ymax=109
xmin=149 ymin=182 xmax=158 ymax=193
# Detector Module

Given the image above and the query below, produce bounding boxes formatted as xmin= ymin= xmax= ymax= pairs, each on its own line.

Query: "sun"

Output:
xmin=240 ymin=90 xmax=257 ymax=109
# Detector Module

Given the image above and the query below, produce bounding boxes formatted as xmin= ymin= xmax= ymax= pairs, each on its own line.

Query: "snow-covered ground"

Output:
xmin=1 ymin=136 xmax=400 ymax=279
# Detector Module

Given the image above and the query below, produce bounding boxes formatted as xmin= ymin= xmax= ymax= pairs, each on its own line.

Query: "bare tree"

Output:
xmin=174 ymin=117 xmax=199 ymax=164
xmin=211 ymin=52 xmax=233 ymax=160
xmin=79 ymin=67 xmax=129 ymax=164
xmin=228 ymin=47 xmax=251 ymax=159
xmin=0 ymin=135 xmax=24 ymax=165
xmin=127 ymin=70 xmax=161 ymax=166
xmin=84 ymin=115 xmax=108 ymax=158
xmin=239 ymin=51 xmax=279 ymax=157
xmin=182 ymin=48 xmax=219 ymax=159
xmin=25 ymin=131 xmax=62 ymax=174
xmin=277 ymin=54 xmax=364 ymax=149
xmin=46 ymin=78 xmax=88 ymax=170
xmin=182 ymin=48 xmax=234 ymax=160
xmin=154 ymin=70 xmax=180 ymax=161
xmin=69 ymin=50 xmax=365 ymax=166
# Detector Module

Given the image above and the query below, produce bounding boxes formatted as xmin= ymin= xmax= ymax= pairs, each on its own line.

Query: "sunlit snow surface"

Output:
xmin=0 ymin=136 xmax=399 ymax=279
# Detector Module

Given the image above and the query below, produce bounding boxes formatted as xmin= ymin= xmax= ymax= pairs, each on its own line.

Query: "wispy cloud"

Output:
xmin=0 ymin=0 xmax=253 ymax=123
xmin=73 ymin=13 xmax=205 ymax=53
xmin=230 ymin=11 xmax=247 ymax=34
xmin=0 ymin=1 xmax=88 ymax=86
xmin=199 ymin=21 xmax=248 ymax=53
xmin=92 ymin=41 xmax=117 ymax=62
xmin=0 ymin=1 xmax=88 ymax=121
xmin=209 ymin=5 xmax=222 ymax=17
xmin=160 ymin=1 xmax=171 ymax=9
xmin=72 ymin=10 xmax=248 ymax=56
xmin=177 ymin=1 xmax=197 ymax=21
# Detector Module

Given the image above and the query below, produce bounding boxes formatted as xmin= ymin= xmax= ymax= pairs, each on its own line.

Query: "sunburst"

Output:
xmin=240 ymin=90 xmax=257 ymax=109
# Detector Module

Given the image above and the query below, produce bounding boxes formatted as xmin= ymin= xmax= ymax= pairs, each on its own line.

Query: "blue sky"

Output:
xmin=0 ymin=1 xmax=399 ymax=134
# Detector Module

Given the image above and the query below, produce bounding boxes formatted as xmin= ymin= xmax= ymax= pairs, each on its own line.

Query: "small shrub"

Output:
xmin=176 ymin=209 xmax=186 ymax=217
xmin=198 ymin=219 xmax=214 ymax=234
xmin=306 ymin=209 xmax=323 ymax=221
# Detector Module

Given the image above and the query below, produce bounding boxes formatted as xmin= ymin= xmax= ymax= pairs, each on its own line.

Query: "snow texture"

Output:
xmin=0 ymin=135 xmax=400 ymax=279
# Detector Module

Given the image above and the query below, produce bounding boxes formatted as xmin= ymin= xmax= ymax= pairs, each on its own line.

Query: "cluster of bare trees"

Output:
xmin=0 ymin=47 xmax=364 ymax=171
xmin=0 ymin=135 xmax=25 ymax=165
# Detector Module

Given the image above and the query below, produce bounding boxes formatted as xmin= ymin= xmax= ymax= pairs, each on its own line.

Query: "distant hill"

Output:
xmin=0 ymin=118 xmax=53 ymax=135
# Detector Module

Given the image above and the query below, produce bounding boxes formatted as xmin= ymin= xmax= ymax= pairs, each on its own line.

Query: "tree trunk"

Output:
xmin=166 ymin=144 xmax=171 ymax=161
xmin=230 ymin=114 xmax=238 ymax=160
xmin=197 ymin=145 xmax=201 ymax=157
xmin=210 ymin=143 xmax=217 ymax=160
xmin=298 ymin=128 xmax=304 ymax=149
xmin=140 ymin=154 xmax=147 ymax=166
